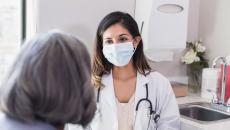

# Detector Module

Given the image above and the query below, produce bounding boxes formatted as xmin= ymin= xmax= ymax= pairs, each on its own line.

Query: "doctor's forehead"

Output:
xmin=102 ymin=23 xmax=131 ymax=39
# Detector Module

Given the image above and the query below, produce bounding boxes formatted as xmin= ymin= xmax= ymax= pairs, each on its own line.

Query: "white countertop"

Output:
xmin=176 ymin=95 xmax=209 ymax=105
xmin=177 ymin=95 xmax=230 ymax=130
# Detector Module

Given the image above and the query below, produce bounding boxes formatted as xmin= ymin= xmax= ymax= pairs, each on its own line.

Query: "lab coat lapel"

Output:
xmin=134 ymin=72 xmax=150 ymax=108
xmin=133 ymin=72 xmax=150 ymax=130
xmin=100 ymin=72 xmax=117 ymax=111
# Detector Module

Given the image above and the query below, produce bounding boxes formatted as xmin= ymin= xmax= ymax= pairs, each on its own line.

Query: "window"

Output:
xmin=0 ymin=0 xmax=24 ymax=84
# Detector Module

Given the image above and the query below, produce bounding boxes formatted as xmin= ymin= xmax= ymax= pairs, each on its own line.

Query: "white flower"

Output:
xmin=181 ymin=49 xmax=197 ymax=64
xmin=194 ymin=56 xmax=200 ymax=62
xmin=196 ymin=43 xmax=206 ymax=52
xmin=194 ymin=41 xmax=199 ymax=46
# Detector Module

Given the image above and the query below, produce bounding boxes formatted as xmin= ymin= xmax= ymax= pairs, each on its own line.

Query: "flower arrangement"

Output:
xmin=181 ymin=40 xmax=209 ymax=69
xmin=181 ymin=40 xmax=209 ymax=93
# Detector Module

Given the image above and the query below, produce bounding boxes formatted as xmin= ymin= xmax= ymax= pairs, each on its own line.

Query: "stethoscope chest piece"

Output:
xmin=151 ymin=112 xmax=160 ymax=123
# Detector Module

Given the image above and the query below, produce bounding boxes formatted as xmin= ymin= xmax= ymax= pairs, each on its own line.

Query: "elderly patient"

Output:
xmin=0 ymin=31 xmax=96 ymax=130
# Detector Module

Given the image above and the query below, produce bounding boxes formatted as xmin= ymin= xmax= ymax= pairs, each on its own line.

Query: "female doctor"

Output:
xmin=90 ymin=11 xmax=180 ymax=130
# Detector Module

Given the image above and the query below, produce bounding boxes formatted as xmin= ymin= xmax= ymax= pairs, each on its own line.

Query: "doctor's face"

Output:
xmin=102 ymin=23 xmax=138 ymax=46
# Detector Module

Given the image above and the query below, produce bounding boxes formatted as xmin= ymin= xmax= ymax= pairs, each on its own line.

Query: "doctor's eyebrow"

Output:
xmin=119 ymin=34 xmax=129 ymax=37
xmin=104 ymin=34 xmax=129 ymax=39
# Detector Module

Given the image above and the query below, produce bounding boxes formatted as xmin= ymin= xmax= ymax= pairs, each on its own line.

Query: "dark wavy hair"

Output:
xmin=0 ymin=31 xmax=96 ymax=128
xmin=92 ymin=11 xmax=152 ymax=88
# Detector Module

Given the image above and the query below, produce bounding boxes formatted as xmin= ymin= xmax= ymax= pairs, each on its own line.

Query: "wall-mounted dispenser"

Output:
xmin=157 ymin=4 xmax=184 ymax=13
xmin=134 ymin=0 xmax=189 ymax=61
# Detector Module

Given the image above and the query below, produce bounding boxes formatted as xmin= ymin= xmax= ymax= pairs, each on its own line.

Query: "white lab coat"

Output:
xmin=67 ymin=71 xmax=180 ymax=130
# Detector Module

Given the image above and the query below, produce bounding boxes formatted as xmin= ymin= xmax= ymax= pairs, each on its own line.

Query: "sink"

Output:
xmin=180 ymin=106 xmax=230 ymax=121
xmin=179 ymin=102 xmax=230 ymax=123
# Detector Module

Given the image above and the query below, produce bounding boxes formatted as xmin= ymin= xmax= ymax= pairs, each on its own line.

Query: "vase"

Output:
xmin=187 ymin=64 xmax=203 ymax=95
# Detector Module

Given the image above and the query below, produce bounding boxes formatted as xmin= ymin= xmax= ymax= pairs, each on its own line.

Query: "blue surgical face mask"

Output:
xmin=102 ymin=42 xmax=135 ymax=67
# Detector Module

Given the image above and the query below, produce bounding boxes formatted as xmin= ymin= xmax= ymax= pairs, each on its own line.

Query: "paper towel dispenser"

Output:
xmin=157 ymin=4 xmax=184 ymax=13
xmin=134 ymin=0 xmax=189 ymax=61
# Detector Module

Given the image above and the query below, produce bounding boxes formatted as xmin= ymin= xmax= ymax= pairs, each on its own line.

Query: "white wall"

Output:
xmin=187 ymin=0 xmax=200 ymax=41
xmin=36 ymin=0 xmax=135 ymax=52
xmin=199 ymin=0 xmax=230 ymax=64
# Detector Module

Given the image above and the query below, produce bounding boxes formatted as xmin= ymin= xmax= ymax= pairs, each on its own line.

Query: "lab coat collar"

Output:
xmin=101 ymin=72 xmax=112 ymax=87
xmin=101 ymin=70 xmax=150 ymax=88
xmin=136 ymin=71 xmax=150 ymax=87
xmin=100 ymin=71 xmax=150 ymax=106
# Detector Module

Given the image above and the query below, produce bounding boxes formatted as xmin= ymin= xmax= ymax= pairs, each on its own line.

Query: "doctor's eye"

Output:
xmin=118 ymin=37 xmax=129 ymax=43
xmin=104 ymin=39 xmax=113 ymax=44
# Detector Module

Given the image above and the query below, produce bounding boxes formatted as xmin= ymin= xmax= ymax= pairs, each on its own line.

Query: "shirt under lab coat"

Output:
xmin=67 ymin=71 xmax=180 ymax=130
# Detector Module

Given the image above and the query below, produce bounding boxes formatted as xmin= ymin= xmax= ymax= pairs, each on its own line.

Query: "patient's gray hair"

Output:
xmin=0 ymin=31 xmax=96 ymax=127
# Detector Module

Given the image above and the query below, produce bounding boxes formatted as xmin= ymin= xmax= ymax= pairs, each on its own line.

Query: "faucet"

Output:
xmin=206 ymin=89 xmax=218 ymax=104
xmin=212 ymin=56 xmax=226 ymax=68
xmin=212 ymin=56 xmax=227 ymax=105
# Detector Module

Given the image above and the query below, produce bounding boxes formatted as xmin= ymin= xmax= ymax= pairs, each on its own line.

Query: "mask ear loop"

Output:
xmin=132 ymin=39 xmax=136 ymax=52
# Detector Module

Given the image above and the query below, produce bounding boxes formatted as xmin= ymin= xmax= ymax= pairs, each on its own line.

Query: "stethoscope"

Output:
xmin=134 ymin=84 xmax=160 ymax=130
xmin=96 ymin=83 xmax=160 ymax=130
